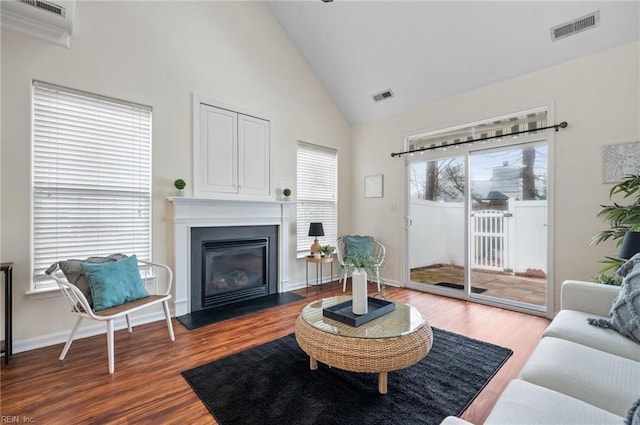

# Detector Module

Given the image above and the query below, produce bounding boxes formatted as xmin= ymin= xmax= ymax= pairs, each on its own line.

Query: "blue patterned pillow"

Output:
xmin=588 ymin=255 xmax=640 ymax=344
xmin=81 ymin=255 xmax=148 ymax=311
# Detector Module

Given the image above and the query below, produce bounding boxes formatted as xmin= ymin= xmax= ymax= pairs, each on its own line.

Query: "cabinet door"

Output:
xmin=199 ymin=104 xmax=238 ymax=194
xmin=238 ymin=114 xmax=270 ymax=196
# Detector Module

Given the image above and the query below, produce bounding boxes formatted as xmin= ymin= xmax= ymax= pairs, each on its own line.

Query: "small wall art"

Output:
xmin=365 ymin=174 xmax=384 ymax=198
xmin=603 ymin=141 xmax=640 ymax=183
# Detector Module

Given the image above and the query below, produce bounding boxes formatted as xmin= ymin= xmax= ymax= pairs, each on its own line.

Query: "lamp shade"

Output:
xmin=308 ymin=222 xmax=325 ymax=237
xmin=619 ymin=231 xmax=640 ymax=260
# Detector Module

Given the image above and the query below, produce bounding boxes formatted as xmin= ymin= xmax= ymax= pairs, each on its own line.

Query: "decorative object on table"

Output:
xmin=364 ymin=174 xmax=384 ymax=198
xmin=590 ymin=174 xmax=640 ymax=276
xmin=313 ymin=252 xmax=321 ymax=259
xmin=351 ymin=268 xmax=368 ymax=314
xmin=320 ymin=245 xmax=335 ymax=257
xmin=322 ymin=296 xmax=395 ymax=326
xmin=308 ymin=222 xmax=324 ymax=254
xmin=341 ymin=250 xmax=378 ymax=314
xmin=603 ymin=141 xmax=640 ymax=183
xmin=173 ymin=178 xmax=186 ymax=196
xmin=282 ymin=188 xmax=291 ymax=200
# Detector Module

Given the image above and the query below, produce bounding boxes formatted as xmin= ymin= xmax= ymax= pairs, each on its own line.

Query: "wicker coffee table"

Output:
xmin=295 ymin=296 xmax=433 ymax=394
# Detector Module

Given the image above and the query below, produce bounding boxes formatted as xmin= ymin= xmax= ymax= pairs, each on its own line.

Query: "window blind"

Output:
xmin=296 ymin=142 xmax=337 ymax=255
xmin=32 ymin=81 xmax=152 ymax=289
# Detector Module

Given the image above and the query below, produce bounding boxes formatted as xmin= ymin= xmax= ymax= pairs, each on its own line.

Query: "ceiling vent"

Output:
xmin=551 ymin=11 xmax=599 ymax=42
xmin=1 ymin=0 xmax=75 ymax=48
xmin=372 ymin=89 xmax=394 ymax=103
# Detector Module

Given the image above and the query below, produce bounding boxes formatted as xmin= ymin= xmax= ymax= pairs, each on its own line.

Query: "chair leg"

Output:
xmin=125 ymin=315 xmax=132 ymax=333
xmin=106 ymin=319 xmax=115 ymax=374
xmin=60 ymin=316 xmax=83 ymax=361
xmin=163 ymin=301 xmax=175 ymax=342
xmin=375 ymin=268 xmax=381 ymax=292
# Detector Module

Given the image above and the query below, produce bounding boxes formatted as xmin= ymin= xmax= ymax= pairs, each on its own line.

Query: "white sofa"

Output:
xmin=442 ymin=280 xmax=640 ymax=425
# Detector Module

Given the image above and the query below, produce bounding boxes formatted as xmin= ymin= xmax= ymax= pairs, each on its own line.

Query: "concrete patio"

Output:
xmin=410 ymin=264 xmax=546 ymax=307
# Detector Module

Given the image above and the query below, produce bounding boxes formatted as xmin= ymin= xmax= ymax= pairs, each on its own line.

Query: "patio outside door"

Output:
xmin=408 ymin=143 xmax=548 ymax=312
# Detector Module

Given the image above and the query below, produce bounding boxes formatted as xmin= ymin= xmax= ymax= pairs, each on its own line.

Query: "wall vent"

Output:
xmin=372 ymin=89 xmax=394 ymax=103
xmin=1 ymin=0 xmax=74 ymax=47
xmin=17 ymin=0 xmax=65 ymax=17
xmin=551 ymin=11 xmax=599 ymax=41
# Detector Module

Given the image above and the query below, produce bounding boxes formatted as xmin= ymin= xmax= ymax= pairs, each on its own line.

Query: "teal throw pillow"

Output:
xmin=344 ymin=235 xmax=373 ymax=257
xmin=81 ymin=255 xmax=149 ymax=311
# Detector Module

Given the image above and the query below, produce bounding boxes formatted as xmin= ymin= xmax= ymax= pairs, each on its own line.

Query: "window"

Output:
xmin=296 ymin=142 xmax=337 ymax=256
xmin=32 ymin=81 xmax=152 ymax=290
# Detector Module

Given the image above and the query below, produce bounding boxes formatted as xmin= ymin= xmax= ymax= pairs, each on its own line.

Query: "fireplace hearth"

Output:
xmin=191 ymin=225 xmax=278 ymax=312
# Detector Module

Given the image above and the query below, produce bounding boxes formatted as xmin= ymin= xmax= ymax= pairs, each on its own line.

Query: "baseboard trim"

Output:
xmin=12 ymin=311 xmax=167 ymax=355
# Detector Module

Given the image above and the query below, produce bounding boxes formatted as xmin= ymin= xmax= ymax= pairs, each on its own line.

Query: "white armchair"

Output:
xmin=336 ymin=235 xmax=386 ymax=292
xmin=47 ymin=256 xmax=175 ymax=373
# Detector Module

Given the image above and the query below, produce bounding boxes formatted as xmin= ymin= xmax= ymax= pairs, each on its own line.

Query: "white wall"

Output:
xmin=0 ymin=1 xmax=351 ymax=349
xmin=350 ymin=41 xmax=640 ymax=314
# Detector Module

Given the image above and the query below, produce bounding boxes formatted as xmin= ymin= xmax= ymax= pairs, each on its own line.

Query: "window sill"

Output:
xmin=25 ymin=285 xmax=61 ymax=300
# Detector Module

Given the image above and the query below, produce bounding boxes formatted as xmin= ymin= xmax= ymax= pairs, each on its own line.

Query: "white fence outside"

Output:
xmin=410 ymin=199 xmax=547 ymax=275
xmin=471 ymin=203 xmax=514 ymax=272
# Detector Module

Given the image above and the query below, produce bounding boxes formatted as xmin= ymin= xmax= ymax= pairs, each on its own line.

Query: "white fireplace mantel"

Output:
xmin=168 ymin=197 xmax=292 ymax=316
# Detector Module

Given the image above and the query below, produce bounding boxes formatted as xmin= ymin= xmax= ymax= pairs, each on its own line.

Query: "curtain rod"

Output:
xmin=390 ymin=121 xmax=568 ymax=158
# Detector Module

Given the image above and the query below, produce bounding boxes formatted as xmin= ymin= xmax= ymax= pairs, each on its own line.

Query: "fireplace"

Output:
xmin=191 ymin=225 xmax=278 ymax=311
xmin=169 ymin=197 xmax=291 ymax=316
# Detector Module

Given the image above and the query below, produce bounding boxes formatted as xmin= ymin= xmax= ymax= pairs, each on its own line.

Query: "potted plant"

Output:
xmin=282 ymin=188 xmax=292 ymax=200
xmin=320 ymin=245 xmax=335 ymax=257
xmin=174 ymin=179 xmax=186 ymax=196
xmin=591 ymin=173 xmax=640 ymax=276
xmin=342 ymin=251 xmax=379 ymax=315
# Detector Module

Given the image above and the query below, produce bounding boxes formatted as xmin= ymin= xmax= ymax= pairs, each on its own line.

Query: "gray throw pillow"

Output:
xmin=49 ymin=254 xmax=128 ymax=308
xmin=588 ymin=255 xmax=640 ymax=344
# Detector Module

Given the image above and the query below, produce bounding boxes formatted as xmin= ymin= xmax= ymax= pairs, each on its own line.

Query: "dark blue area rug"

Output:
xmin=182 ymin=327 xmax=513 ymax=425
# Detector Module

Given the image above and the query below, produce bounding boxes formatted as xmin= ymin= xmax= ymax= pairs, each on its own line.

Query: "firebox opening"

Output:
xmin=191 ymin=225 xmax=278 ymax=312
xmin=203 ymin=239 xmax=268 ymax=308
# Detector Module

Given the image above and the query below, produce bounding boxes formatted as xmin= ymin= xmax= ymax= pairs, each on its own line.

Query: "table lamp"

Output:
xmin=308 ymin=222 xmax=324 ymax=254
xmin=619 ymin=231 xmax=640 ymax=260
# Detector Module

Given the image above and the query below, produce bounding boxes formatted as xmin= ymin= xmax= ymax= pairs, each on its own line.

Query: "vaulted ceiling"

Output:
xmin=269 ymin=1 xmax=640 ymax=125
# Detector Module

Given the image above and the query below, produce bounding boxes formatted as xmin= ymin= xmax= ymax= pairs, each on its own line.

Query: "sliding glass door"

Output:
xmin=407 ymin=141 xmax=549 ymax=313
xmin=408 ymin=155 xmax=466 ymax=293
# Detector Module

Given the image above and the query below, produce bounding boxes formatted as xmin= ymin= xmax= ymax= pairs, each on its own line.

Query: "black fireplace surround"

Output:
xmin=191 ymin=225 xmax=278 ymax=311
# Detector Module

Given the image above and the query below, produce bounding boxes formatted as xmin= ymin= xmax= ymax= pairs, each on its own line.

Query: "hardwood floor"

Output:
xmin=0 ymin=284 xmax=550 ymax=424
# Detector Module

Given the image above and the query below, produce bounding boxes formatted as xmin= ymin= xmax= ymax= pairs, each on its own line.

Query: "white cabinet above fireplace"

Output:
xmin=194 ymin=96 xmax=271 ymax=198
